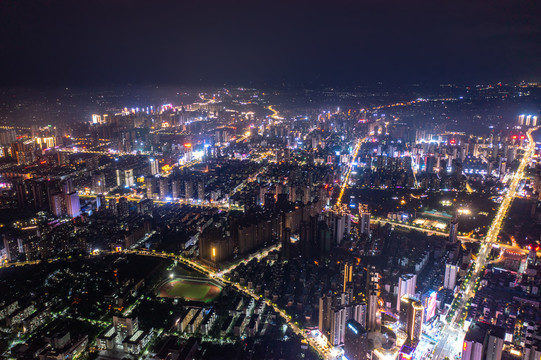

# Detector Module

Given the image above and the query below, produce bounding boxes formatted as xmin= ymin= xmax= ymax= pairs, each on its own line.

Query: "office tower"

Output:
xmin=396 ymin=274 xmax=417 ymax=311
xmin=108 ymin=198 xmax=118 ymax=216
xmin=319 ymin=293 xmax=333 ymax=337
xmin=64 ymin=192 xmax=81 ymax=218
xmin=149 ymin=158 xmax=159 ymax=175
xmin=366 ymin=266 xmax=380 ymax=331
xmin=92 ymin=173 xmax=106 ymax=194
xmin=400 ymin=295 xmax=424 ymax=344
xmin=462 ymin=322 xmax=505 ymax=360
xmin=159 ymin=177 xmax=169 ymax=200
xmin=344 ymin=320 xmax=369 ymax=360
xmin=449 ymin=218 xmax=459 ymax=243
xmin=344 ymin=262 xmax=353 ymax=293
xmin=185 ymin=180 xmax=193 ymax=200
xmin=359 ymin=204 xmax=371 ymax=235
xmin=118 ymin=197 xmax=129 ymax=218
xmin=444 ymin=262 xmax=459 ymax=290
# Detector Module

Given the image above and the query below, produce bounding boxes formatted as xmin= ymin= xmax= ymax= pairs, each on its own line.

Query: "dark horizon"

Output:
xmin=1 ymin=0 xmax=541 ymax=88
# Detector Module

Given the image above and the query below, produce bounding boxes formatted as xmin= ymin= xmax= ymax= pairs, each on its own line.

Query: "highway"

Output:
xmin=370 ymin=218 xmax=534 ymax=255
xmin=336 ymin=137 xmax=366 ymax=207
xmin=431 ymin=127 xmax=538 ymax=360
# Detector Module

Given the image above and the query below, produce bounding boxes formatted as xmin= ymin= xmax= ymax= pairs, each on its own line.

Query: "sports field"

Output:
xmin=158 ymin=277 xmax=222 ymax=303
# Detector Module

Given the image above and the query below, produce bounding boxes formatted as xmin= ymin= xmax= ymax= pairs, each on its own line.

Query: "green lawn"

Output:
xmin=159 ymin=279 xmax=221 ymax=303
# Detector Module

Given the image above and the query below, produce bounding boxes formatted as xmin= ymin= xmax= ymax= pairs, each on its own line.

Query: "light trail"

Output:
xmin=336 ymin=137 xmax=366 ymax=207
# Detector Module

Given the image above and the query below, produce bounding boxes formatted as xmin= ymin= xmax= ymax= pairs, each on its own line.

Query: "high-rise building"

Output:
xmin=64 ymin=192 xmax=81 ymax=218
xmin=112 ymin=316 xmax=138 ymax=343
xmin=449 ymin=218 xmax=459 ymax=243
xmin=344 ymin=320 xmax=369 ymax=360
xmin=198 ymin=180 xmax=205 ymax=201
xmin=116 ymin=169 xmax=134 ymax=187
xmin=319 ymin=293 xmax=333 ymax=338
xmin=149 ymin=158 xmax=159 ymax=176
xmin=366 ymin=266 xmax=380 ymax=332
xmin=359 ymin=204 xmax=371 ymax=235
xmin=50 ymin=193 xmax=64 ymax=217
xmin=462 ymin=322 xmax=505 ymax=360
xmin=108 ymin=198 xmax=117 ymax=216
xmin=171 ymin=179 xmax=181 ymax=199
xmin=396 ymin=274 xmax=417 ymax=311
xmin=444 ymin=262 xmax=459 ymax=290
xmin=185 ymin=180 xmax=193 ymax=200
xmin=400 ymin=295 xmax=424 ymax=344
xmin=118 ymin=197 xmax=130 ymax=218
xmin=344 ymin=262 xmax=353 ymax=293
xmin=330 ymin=307 xmax=347 ymax=346
xmin=159 ymin=177 xmax=169 ymax=200
xmin=145 ymin=177 xmax=156 ymax=199
xmin=96 ymin=194 xmax=106 ymax=211
xmin=92 ymin=173 xmax=106 ymax=194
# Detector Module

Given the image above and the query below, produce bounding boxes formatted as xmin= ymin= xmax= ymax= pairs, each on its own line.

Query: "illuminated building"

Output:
xmin=359 ymin=204 xmax=371 ymax=235
xmin=396 ymin=274 xmax=417 ymax=312
xmin=185 ymin=180 xmax=193 ymax=200
xmin=115 ymin=169 xmax=134 ymax=187
xmin=344 ymin=320 xmax=369 ymax=360
xmin=444 ymin=262 xmax=459 ymax=290
xmin=149 ymin=158 xmax=159 ymax=176
xmin=366 ymin=266 xmax=380 ymax=331
xmin=92 ymin=173 xmax=106 ymax=194
xmin=112 ymin=316 xmax=138 ymax=342
xmin=108 ymin=198 xmax=117 ymax=216
xmin=449 ymin=218 xmax=459 ymax=243
xmin=171 ymin=179 xmax=181 ymax=199
xmin=159 ymin=177 xmax=169 ymax=200
xmin=198 ymin=180 xmax=205 ymax=200
xmin=96 ymin=194 xmax=106 ymax=211
xmin=319 ymin=293 xmax=333 ymax=337
xmin=330 ymin=307 xmax=347 ymax=346
xmin=118 ymin=197 xmax=129 ymax=218
xmin=462 ymin=322 xmax=505 ymax=360
xmin=344 ymin=262 xmax=353 ymax=292
xmin=421 ymin=291 xmax=437 ymax=322
xmin=64 ymin=192 xmax=81 ymax=218
xmin=399 ymin=295 xmax=424 ymax=344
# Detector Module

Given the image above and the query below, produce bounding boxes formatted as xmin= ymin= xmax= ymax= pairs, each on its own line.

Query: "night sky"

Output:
xmin=1 ymin=0 xmax=540 ymax=87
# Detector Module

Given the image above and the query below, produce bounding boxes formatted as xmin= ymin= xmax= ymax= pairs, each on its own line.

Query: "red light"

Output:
xmin=184 ymin=143 xmax=192 ymax=147
xmin=512 ymin=135 xmax=518 ymax=139
xmin=450 ymin=139 xmax=456 ymax=144
xmin=40 ymin=160 xmax=46 ymax=164
xmin=521 ymin=135 xmax=525 ymax=139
